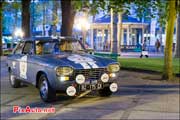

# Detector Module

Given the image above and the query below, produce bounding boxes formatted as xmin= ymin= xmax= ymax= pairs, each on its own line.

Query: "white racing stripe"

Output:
xmin=87 ymin=61 xmax=98 ymax=68
xmin=80 ymin=63 xmax=91 ymax=69
xmin=67 ymin=54 xmax=99 ymax=69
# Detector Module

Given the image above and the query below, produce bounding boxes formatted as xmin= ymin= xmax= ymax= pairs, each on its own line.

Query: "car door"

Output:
xmin=9 ymin=41 xmax=25 ymax=78
xmin=20 ymin=41 xmax=34 ymax=82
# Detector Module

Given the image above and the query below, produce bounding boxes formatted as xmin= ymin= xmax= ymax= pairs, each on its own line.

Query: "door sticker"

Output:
xmin=12 ymin=61 xmax=16 ymax=69
xmin=67 ymin=55 xmax=98 ymax=69
xmin=19 ymin=55 xmax=27 ymax=79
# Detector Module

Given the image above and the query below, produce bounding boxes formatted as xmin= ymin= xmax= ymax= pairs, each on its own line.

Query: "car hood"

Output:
xmin=39 ymin=53 xmax=117 ymax=69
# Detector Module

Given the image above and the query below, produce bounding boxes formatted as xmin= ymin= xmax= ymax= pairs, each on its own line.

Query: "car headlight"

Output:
xmin=101 ymin=73 xmax=109 ymax=83
xmin=56 ymin=67 xmax=73 ymax=76
xmin=107 ymin=64 xmax=120 ymax=72
xmin=76 ymin=74 xmax=85 ymax=84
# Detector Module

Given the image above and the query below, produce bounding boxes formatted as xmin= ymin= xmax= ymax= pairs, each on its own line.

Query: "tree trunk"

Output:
xmin=22 ymin=0 xmax=31 ymax=38
xmin=52 ymin=0 xmax=58 ymax=36
xmin=110 ymin=8 xmax=118 ymax=54
xmin=82 ymin=27 xmax=87 ymax=46
xmin=117 ymin=12 xmax=122 ymax=54
xmin=61 ymin=0 xmax=76 ymax=36
xmin=0 ymin=2 xmax=2 ymax=56
xmin=175 ymin=13 xmax=180 ymax=58
xmin=163 ymin=0 xmax=176 ymax=80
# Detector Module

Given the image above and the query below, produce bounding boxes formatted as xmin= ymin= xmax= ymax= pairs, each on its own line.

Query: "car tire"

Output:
xmin=9 ymin=70 xmax=21 ymax=88
xmin=98 ymin=86 xmax=112 ymax=97
xmin=39 ymin=74 xmax=56 ymax=102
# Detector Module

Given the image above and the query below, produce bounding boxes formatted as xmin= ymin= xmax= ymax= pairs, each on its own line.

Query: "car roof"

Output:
xmin=21 ymin=36 xmax=78 ymax=42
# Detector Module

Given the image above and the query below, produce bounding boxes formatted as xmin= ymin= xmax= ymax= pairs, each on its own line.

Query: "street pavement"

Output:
xmin=0 ymin=56 xmax=179 ymax=119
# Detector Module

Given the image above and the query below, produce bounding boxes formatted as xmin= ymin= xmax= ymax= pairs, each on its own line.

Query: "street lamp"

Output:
xmin=75 ymin=17 xmax=90 ymax=31
xmin=75 ymin=16 xmax=90 ymax=45
xmin=14 ymin=28 xmax=24 ymax=38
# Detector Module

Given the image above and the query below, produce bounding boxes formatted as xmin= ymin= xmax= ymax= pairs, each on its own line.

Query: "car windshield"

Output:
xmin=35 ymin=39 xmax=85 ymax=55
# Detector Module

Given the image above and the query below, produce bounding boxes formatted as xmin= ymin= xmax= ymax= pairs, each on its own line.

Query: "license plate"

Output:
xmin=80 ymin=83 xmax=102 ymax=91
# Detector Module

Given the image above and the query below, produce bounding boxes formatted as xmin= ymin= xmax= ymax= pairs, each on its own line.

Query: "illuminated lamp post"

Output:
xmin=75 ymin=16 xmax=90 ymax=46
xmin=14 ymin=28 xmax=24 ymax=38
xmin=11 ymin=28 xmax=24 ymax=49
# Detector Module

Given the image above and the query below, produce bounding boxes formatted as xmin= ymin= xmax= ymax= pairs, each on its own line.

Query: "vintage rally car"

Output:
xmin=7 ymin=37 xmax=120 ymax=102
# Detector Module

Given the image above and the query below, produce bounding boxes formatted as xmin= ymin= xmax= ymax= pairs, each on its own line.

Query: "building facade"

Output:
xmin=89 ymin=15 xmax=150 ymax=52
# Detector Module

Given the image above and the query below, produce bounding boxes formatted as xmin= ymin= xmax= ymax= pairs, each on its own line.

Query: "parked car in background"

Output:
xmin=7 ymin=36 xmax=120 ymax=102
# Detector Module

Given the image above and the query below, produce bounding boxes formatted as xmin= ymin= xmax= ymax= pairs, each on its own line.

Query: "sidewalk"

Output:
xmin=0 ymin=56 xmax=7 ymax=61
xmin=120 ymin=52 xmax=164 ymax=58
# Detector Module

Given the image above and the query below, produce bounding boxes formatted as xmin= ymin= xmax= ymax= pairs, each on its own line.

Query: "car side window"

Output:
xmin=22 ymin=42 xmax=33 ymax=55
xmin=14 ymin=42 xmax=24 ymax=54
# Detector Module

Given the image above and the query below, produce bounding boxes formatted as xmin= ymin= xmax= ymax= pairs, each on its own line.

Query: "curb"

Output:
xmin=121 ymin=67 xmax=180 ymax=78
xmin=0 ymin=56 xmax=7 ymax=61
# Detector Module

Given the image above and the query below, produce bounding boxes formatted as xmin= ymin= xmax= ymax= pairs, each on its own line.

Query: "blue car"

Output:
xmin=7 ymin=37 xmax=120 ymax=102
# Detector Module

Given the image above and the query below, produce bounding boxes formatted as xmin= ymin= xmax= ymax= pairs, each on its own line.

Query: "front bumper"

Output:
xmin=55 ymin=77 xmax=117 ymax=93
xmin=54 ymin=68 xmax=119 ymax=95
xmin=65 ymin=82 xmax=118 ymax=96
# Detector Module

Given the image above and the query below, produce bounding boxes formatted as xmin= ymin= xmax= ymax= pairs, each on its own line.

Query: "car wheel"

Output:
xmin=9 ymin=70 xmax=21 ymax=88
xmin=98 ymin=86 xmax=112 ymax=97
xmin=39 ymin=74 xmax=56 ymax=102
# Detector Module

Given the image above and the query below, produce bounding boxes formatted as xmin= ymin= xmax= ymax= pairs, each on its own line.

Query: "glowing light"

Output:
xmin=14 ymin=28 xmax=24 ymax=38
xmin=101 ymin=73 xmax=109 ymax=83
xmin=66 ymin=86 xmax=76 ymax=96
xmin=109 ymin=73 xmax=116 ymax=78
xmin=59 ymin=76 xmax=69 ymax=82
xmin=109 ymin=83 xmax=118 ymax=92
xmin=74 ymin=17 xmax=90 ymax=31
xmin=76 ymin=74 xmax=85 ymax=84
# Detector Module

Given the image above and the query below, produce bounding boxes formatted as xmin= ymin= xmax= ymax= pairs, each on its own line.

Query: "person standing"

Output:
xmin=155 ymin=39 xmax=161 ymax=52
xmin=140 ymin=41 xmax=149 ymax=58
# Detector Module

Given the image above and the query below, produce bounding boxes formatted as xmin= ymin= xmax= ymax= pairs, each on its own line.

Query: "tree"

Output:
xmin=0 ymin=1 xmax=2 ymax=56
xmin=51 ymin=0 xmax=59 ymax=36
xmin=61 ymin=0 xmax=76 ymax=36
xmin=7 ymin=2 xmax=21 ymax=48
xmin=110 ymin=8 xmax=119 ymax=54
xmin=106 ymin=1 xmax=130 ymax=54
xmin=150 ymin=0 xmax=179 ymax=80
xmin=162 ymin=0 xmax=177 ymax=80
xmin=22 ymin=0 xmax=31 ymax=38
xmin=60 ymin=0 xmax=103 ymax=36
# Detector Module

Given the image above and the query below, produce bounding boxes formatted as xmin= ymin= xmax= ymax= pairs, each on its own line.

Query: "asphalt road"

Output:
xmin=0 ymin=57 xmax=179 ymax=119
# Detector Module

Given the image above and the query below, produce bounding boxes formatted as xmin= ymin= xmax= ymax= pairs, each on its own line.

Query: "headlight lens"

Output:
xmin=76 ymin=74 xmax=85 ymax=84
xmin=107 ymin=64 xmax=120 ymax=72
xmin=56 ymin=67 xmax=73 ymax=76
xmin=101 ymin=73 xmax=109 ymax=83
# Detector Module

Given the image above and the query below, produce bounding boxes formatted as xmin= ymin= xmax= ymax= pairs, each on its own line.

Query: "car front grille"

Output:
xmin=72 ymin=68 xmax=107 ymax=81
